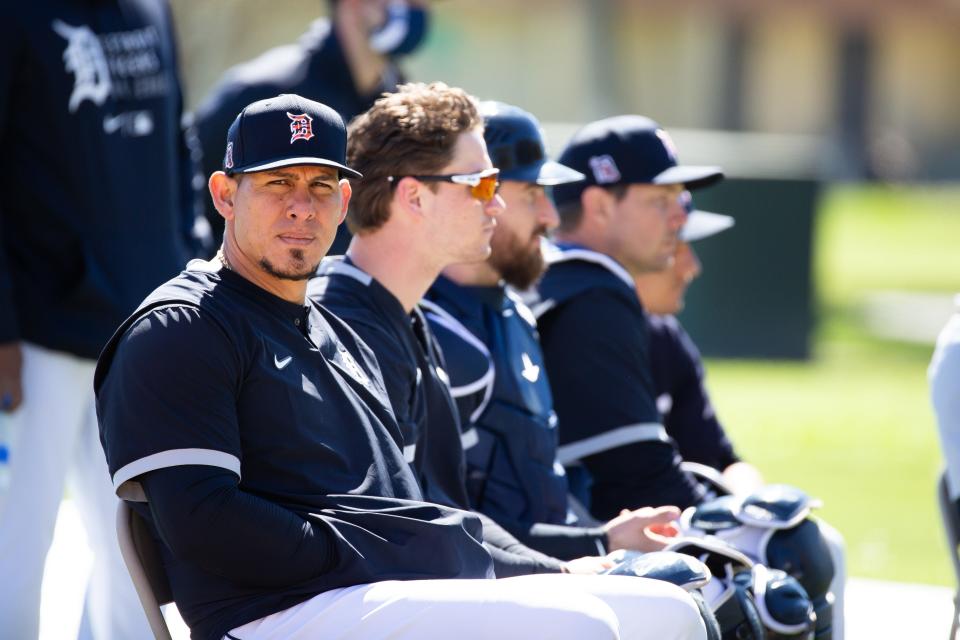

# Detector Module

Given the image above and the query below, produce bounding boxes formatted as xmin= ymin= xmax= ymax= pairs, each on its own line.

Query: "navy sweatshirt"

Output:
xmin=0 ymin=0 xmax=207 ymax=359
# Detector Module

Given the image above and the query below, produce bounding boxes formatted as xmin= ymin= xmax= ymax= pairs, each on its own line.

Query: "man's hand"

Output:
xmin=603 ymin=505 xmax=681 ymax=552
xmin=0 ymin=342 xmax=23 ymax=412
xmin=561 ymin=554 xmax=617 ymax=575
xmin=334 ymin=0 xmax=392 ymax=96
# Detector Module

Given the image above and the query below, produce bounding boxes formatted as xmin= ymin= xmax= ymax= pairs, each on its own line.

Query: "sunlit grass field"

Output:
xmin=702 ymin=184 xmax=960 ymax=586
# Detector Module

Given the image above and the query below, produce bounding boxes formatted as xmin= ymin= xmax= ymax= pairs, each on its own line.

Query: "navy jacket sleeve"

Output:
xmin=510 ymin=523 xmax=609 ymax=561
xmin=659 ymin=320 xmax=740 ymax=471
xmin=540 ymin=290 xmax=702 ymax=518
xmin=476 ymin=513 xmax=565 ymax=576
xmin=142 ymin=465 xmax=338 ymax=588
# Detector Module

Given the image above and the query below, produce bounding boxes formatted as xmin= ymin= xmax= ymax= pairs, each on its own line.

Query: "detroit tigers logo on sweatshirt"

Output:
xmin=52 ymin=19 xmax=171 ymax=137
xmin=287 ymin=112 xmax=315 ymax=143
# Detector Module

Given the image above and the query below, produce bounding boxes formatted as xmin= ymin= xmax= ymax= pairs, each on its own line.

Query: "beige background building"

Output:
xmin=170 ymin=0 xmax=960 ymax=180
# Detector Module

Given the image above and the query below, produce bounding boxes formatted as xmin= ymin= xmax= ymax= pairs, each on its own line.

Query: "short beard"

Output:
xmin=489 ymin=226 xmax=548 ymax=290
xmin=259 ymin=250 xmax=318 ymax=281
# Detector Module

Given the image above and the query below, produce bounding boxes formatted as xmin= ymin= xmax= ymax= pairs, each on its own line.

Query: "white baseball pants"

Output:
xmin=226 ymin=573 xmax=708 ymax=640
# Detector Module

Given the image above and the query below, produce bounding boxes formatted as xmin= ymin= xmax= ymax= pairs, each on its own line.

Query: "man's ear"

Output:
xmin=209 ymin=171 xmax=239 ymax=221
xmin=393 ymin=176 xmax=425 ymax=221
xmin=337 ymin=179 xmax=353 ymax=225
xmin=581 ymin=185 xmax=614 ymax=229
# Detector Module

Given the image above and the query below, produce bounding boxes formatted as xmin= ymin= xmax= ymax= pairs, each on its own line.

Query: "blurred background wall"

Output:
xmin=171 ymin=0 xmax=960 ymax=181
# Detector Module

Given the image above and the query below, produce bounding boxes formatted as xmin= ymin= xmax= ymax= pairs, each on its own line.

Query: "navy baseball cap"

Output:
xmin=553 ymin=115 xmax=723 ymax=207
xmin=222 ymin=94 xmax=362 ymax=179
xmin=679 ymin=191 xmax=734 ymax=242
xmin=480 ymin=101 xmax=585 ymax=186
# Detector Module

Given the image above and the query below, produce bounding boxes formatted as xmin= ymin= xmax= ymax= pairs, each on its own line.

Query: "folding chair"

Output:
xmin=116 ymin=501 xmax=174 ymax=640
xmin=938 ymin=470 xmax=960 ymax=640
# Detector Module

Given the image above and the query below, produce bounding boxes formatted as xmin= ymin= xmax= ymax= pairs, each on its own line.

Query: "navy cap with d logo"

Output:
xmin=553 ymin=115 xmax=722 ymax=207
xmin=222 ymin=93 xmax=362 ymax=179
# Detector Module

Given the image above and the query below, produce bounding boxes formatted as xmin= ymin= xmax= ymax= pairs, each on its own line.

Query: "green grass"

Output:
xmin=701 ymin=184 xmax=960 ymax=587
xmin=817 ymin=185 xmax=960 ymax=301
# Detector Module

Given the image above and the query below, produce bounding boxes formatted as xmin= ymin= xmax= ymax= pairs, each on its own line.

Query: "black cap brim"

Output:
xmin=653 ymin=165 xmax=724 ymax=190
xmin=233 ymin=156 xmax=363 ymax=180
xmin=680 ymin=210 xmax=735 ymax=242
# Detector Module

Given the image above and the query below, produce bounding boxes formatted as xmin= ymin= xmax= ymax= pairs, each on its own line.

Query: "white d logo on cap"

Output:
xmin=287 ymin=112 xmax=315 ymax=144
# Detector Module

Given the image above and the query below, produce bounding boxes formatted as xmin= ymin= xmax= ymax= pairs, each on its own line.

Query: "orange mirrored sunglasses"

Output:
xmin=387 ymin=168 xmax=501 ymax=202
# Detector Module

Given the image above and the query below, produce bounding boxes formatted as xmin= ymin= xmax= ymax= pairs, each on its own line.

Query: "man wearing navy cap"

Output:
xmin=96 ymin=93 xmax=706 ymax=640
xmin=535 ymin=115 xmax=723 ymax=519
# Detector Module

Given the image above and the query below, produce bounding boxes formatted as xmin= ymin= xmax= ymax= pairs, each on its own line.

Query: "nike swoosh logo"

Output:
xmin=274 ymin=355 xmax=292 ymax=370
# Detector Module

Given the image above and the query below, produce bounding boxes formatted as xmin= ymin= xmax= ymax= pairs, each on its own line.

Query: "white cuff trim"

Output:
xmin=112 ymin=448 xmax=241 ymax=502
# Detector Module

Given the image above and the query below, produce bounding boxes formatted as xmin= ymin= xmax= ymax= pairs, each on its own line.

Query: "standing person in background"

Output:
xmin=0 ymin=1 xmax=208 ymax=638
xmin=194 ymin=0 xmax=431 ymax=254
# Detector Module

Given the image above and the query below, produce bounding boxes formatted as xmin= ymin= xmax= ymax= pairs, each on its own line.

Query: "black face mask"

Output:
xmin=368 ymin=1 xmax=430 ymax=58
